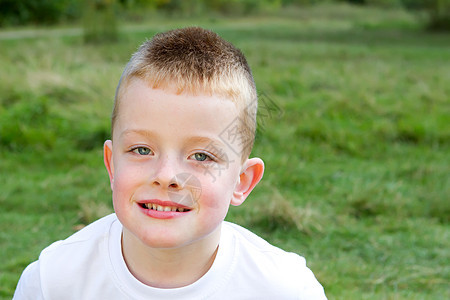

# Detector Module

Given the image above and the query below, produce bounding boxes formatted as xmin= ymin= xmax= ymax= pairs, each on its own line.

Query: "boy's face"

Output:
xmin=104 ymin=78 xmax=263 ymax=250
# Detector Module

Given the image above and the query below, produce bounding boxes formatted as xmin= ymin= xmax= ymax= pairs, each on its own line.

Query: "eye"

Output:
xmin=132 ymin=147 xmax=152 ymax=155
xmin=190 ymin=152 xmax=213 ymax=162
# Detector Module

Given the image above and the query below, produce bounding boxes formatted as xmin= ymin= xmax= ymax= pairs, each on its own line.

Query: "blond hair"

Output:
xmin=112 ymin=27 xmax=257 ymax=159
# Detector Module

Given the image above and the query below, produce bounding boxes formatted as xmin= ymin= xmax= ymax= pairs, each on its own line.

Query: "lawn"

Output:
xmin=1 ymin=3 xmax=449 ymax=299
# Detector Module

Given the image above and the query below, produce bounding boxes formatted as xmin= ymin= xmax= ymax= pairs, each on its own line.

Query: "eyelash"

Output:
xmin=130 ymin=146 xmax=153 ymax=156
xmin=189 ymin=152 xmax=216 ymax=162
xmin=128 ymin=147 xmax=217 ymax=162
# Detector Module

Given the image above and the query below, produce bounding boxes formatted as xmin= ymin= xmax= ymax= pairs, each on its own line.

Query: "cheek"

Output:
xmin=111 ymin=168 xmax=142 ymax=219
xmin=199 ymin=186 xmax=224 ymax=210
xmin=198 ymin=187 xmax=231 ymax=228
xmin=111 ymin=164 xmax=145 ymax=200
xmin=196 ymin=165 xmax=240 ymax=205
xmin=197 ymin=176 xmax=236 ymax=211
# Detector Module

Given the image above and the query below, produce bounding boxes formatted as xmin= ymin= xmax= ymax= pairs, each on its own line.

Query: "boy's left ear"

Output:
xmin=231 ymin=158 xmax=264 ymax=206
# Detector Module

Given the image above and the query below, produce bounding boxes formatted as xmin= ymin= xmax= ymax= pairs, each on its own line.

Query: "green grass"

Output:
xmin=1 ymin=3 xmax=449 ymax=299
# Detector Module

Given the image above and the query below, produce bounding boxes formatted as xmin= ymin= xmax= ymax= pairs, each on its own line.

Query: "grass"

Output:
xmin=1 ymin=3 xmax=449 ymax=299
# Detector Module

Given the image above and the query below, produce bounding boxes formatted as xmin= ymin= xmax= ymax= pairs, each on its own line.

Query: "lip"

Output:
xmin=136 ymin=199 xmax=192 ymax=220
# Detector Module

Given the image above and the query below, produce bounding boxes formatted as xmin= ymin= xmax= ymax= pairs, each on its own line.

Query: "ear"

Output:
xmin=104 ymin=140 xmax=114 ymax=190
xmin=231 ymin=158 xmax=264 ymax=206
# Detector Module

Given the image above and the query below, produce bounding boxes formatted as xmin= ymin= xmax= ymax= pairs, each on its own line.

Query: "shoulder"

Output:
xmin=223 ymin=221 xmax=308 ymax=270
xmin=43 ymin=213 xmax=117 ymax=253
xmin=222 ymin=221 xmax=304 ymax=267
xmin=14 ymin=214 xmax=120 ymax=299
xmin=222 ymin=222 xmax=327 ymax=299
xmin=40 ymin=212 xmax=118 ymax=265
xmin=38 ymin=214 xmax=120 ymax=297
xmin=13 ymin=261 xmax=44 ymax=300
xmin=223 ymin=221 xmax=289 ymax=253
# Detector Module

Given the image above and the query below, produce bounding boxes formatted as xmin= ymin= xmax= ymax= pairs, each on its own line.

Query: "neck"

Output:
xmin=121 ymin=226 xmax=221 ymax=289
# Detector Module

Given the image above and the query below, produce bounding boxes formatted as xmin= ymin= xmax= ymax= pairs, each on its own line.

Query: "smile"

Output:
xmin=137 ymin=199 xmax=192 ymax=219
xmin=139 ymin=203 xmax=189 ymax=213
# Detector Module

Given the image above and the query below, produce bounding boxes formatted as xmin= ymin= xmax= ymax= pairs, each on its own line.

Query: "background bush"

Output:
xmin=1 ymin=0 xmax=448 ymax=31
xmin=0 ymin=0 xmax=80 ymax=26
xmin=82 ymin=0 xmax=119 ymax=43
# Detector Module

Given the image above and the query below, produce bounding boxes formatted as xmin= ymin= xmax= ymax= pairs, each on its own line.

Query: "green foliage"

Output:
xmin=0 ymin=0 xmax=284 ymax=26
xmin=82 ymin=0 xmax=119 ymax=43
xmin=0 ymin=0 xmax=81 ymax=26
xmin=156 ymin=0 xmax=282 ymax=16
xmin=337 ymin=0 xmax=450 ymax=31
xmin=402 ymin=0 xmax=450 ymax=31
xmin=0 ymin=89 xmax=110 ymax=152
xmin=1 ymin=0 xmax=448 ymax=31
xmin=0 ymin=94 xmax=57 ymax=150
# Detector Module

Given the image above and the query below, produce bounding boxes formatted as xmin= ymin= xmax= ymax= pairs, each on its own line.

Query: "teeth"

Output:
xmin=142 ymin=203 xmax=188 ymax=212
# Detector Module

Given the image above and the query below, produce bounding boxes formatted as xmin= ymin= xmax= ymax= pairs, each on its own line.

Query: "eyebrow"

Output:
xmin=120 ymin=129 xmax=158 ymax=140
xmin=186 ymin=136 xmax=222 ymax=146
xmin=120 ymin=129 xmax=227 ymax=149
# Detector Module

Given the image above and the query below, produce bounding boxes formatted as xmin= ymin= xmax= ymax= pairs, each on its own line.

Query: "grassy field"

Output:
xmin=1 ymin=3 xmax=449 ymax=299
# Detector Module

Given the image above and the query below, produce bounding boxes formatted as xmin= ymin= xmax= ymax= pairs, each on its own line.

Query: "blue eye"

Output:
xmin=132 ymin=147 xmax=152 ymax=155
xmin=193 ymin=153 xmax=210 ymax=161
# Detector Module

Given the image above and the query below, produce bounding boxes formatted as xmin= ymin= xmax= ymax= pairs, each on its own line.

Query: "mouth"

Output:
xmin=137 ymin=199 xmax=193 ymax=219
xmin=138 ymin=202 xmax=191 ymax=213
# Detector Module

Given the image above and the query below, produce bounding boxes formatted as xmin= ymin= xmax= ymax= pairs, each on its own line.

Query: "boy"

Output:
xmin=14 ymin=27 xmax=327 ymax=299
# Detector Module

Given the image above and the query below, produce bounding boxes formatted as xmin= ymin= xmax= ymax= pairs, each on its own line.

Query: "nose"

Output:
xmin=151 ymin=154 xmax=181 ymax=190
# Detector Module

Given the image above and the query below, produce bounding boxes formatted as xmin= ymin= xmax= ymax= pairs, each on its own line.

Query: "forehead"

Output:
xmin=114 ymin=78 xmax=240 ymax=141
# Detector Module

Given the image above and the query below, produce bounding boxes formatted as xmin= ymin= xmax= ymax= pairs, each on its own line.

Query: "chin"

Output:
xmin=140 ymin=234 xmax=190 ymax=250
xmin=129 ymin=225 xmax=187 ymax=248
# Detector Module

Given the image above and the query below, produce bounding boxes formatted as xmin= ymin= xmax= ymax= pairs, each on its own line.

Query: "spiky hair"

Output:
xmin=112 ymin=27 xmax=258 ymax=159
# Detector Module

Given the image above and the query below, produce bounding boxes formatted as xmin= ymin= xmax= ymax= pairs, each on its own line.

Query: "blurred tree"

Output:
xmin=118 ymin=0 xmax=169 ymax=10
xmin=159 ymin=0 xmax=206 ymax=16
xmin=427 ymin=0 xmax=450 ymax=30
xmin=83 ymin=0 xmax=119 ymax=43
xmin=402 ymin=0 xmax=450 ymax=31
xmin=0 ymin=0 xmax=79 ymax=26
xmin=280 ymin=0 xmax=321 ymax=5
xmin=155 ymin=0 xmax=282 ymax=16
xmin=335 ymin=0 xmax=449 ymax=31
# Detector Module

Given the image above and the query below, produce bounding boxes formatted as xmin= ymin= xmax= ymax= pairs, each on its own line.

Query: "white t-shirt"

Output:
xmin=13 ymin=214 xmax=327 ymax=299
